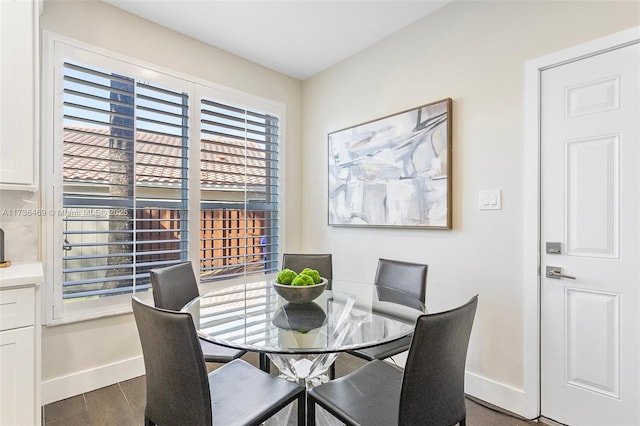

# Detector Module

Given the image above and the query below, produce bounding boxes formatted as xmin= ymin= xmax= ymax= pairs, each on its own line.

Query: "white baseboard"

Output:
xmin=465 ymin=370 xmax=537 ymax=420
xmin=42 ymin=356 xmax=145 ymax=405
xmin=40 ymin=355 xmax=536 ymax=420
xmin=382 ymin=357 xmax=537 ymax=420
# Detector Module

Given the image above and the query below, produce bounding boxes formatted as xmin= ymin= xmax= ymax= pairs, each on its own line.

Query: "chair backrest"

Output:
xmin=374 ymin=258 xmax=428 ymax=303
xmin=131 ymin=297 xmax=212 ymax=425
xmin=149 ymin=261 xmax=199 ymax=311
xmin=399 ymin=295 xmax=478 ymax=426
xmin=282 ymin=253 xmax=333 ymax=279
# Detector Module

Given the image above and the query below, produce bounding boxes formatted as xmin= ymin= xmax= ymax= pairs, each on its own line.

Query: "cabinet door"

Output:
xmin=0 ymin=287 xmax=35 ymax=331
xmin=0 ymin=326 xmax=35 ymax=426
xmin=0 ymin=0 xmax=36 ymax=186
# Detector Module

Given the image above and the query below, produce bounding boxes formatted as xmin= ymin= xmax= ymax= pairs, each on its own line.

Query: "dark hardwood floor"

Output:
xmin=44 ymin=352 xmax=539 ymax=425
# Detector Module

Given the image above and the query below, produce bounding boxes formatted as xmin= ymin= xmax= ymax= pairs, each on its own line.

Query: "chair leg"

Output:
xmin=297 ymin=392 xmax=306 ymax=426
xmin=329 ymin=363 xmax=336 ymax=380
xmin=259 ymin=353 xmax=270 ymax=372
xmin=306 ymin=396 xmax=316 ymax=426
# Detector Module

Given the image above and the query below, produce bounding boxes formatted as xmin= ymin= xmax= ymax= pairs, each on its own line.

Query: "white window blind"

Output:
xmin=45 ymin=35 xmax=284 ymax=323
xmin=199 ymin=98 xmax=279 ymax=280
xmin=62 ymin=60 xmax=189 ymax=301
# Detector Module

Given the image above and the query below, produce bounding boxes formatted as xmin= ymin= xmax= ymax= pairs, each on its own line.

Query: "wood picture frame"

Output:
xmin=328 ymin=98 xmax=452 ymax=229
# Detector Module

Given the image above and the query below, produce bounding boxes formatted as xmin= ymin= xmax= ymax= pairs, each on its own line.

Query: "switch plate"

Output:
xmin=478 ymin=189 xmax=502 ymax=210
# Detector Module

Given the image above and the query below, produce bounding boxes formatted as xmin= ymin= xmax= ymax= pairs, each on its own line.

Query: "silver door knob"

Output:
xmin=546 ymin=266 xmax=576 ymax=280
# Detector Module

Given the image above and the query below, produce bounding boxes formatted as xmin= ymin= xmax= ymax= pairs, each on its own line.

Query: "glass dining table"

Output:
xmin=181 ymin=274 xmax=425 ymax=387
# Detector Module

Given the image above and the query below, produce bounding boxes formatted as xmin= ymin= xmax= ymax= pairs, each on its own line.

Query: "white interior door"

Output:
xmin=540 ymin=42 xmax=640 ymax=425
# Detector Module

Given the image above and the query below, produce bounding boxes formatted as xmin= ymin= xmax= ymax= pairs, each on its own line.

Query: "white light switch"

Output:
xmin=478 ymin=189 xmax=502 ymax=210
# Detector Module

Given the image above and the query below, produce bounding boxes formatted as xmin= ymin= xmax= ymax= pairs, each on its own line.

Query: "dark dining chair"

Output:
xmin=282 ymin=253 xmax=333 ymax=284
xmin=132 ymin=298 xmax=306 ymax=426
xmin=149 ymin=262 xmax=247 ymax=364
xmin=346 ymin=258 xmax=428 ymax=363
xmin=307 ymin=295 xmax=478 ymax=426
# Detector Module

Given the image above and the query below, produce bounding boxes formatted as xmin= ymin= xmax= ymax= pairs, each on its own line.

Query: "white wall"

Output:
xmin=302 ymin=0 xmax=639 ymax=417
xmin=39 ymin=0 xmax=304 ymax=403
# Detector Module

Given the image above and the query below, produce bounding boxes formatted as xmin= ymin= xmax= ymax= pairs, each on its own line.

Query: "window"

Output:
xmin=199 ymin=99 xmax=279 ymax=280
xmin=44 ymin=36 xmax=283 ymax=323
xmin=61 ymin=61 xmax=189 ymax=301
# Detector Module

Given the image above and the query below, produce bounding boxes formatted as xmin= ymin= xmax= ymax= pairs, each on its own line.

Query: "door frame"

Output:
xmin=522 ymin=25 xmax=640 ymax=419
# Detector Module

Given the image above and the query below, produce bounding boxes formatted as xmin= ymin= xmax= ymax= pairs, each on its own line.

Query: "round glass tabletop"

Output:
xmin=181 ymin=276 xmax=425 ymax=356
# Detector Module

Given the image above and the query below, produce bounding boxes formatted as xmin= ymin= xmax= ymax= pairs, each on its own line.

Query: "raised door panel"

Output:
xmin=565 ymin=288 xmax=619 ymax=398
xmin=565 ymin=134 xmax=619 ymax=258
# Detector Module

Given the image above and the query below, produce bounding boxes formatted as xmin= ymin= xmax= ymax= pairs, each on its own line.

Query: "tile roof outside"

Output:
xmin=63 ymin=127 xmax=268 ymax=186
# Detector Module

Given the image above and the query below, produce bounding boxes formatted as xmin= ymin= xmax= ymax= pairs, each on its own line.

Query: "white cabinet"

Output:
xmin=0 ymin=263 xmax=42 ymax=426
xmin=1 ymin=326 xmax=36 ymax=425
xmin=0 ymin=0 xmax=39 ymax=190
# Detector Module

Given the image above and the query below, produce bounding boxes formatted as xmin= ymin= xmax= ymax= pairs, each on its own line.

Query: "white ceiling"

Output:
xmin=103 ymin=1 xmax=451 ymax=80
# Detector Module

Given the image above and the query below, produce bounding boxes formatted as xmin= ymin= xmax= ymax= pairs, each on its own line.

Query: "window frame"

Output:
xmin=42 ymin=32 xmax=286 ymax=325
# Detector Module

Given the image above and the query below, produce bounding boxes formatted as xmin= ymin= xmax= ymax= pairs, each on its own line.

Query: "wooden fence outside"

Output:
xmin=135 ymin=208 xmax=266 ymax=277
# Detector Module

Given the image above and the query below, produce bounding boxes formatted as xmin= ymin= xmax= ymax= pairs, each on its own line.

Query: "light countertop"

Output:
xmin=0 ymin=261 xmax=43 ymax=289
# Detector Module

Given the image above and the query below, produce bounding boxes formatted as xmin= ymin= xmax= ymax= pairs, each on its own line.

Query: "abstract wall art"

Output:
xmin=328 ymin=98 xmax=452 ymax=229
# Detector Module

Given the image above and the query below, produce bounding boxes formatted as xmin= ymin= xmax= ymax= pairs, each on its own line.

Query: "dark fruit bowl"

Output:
xmin=272 ymin=277 xmax=328 ymax=304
